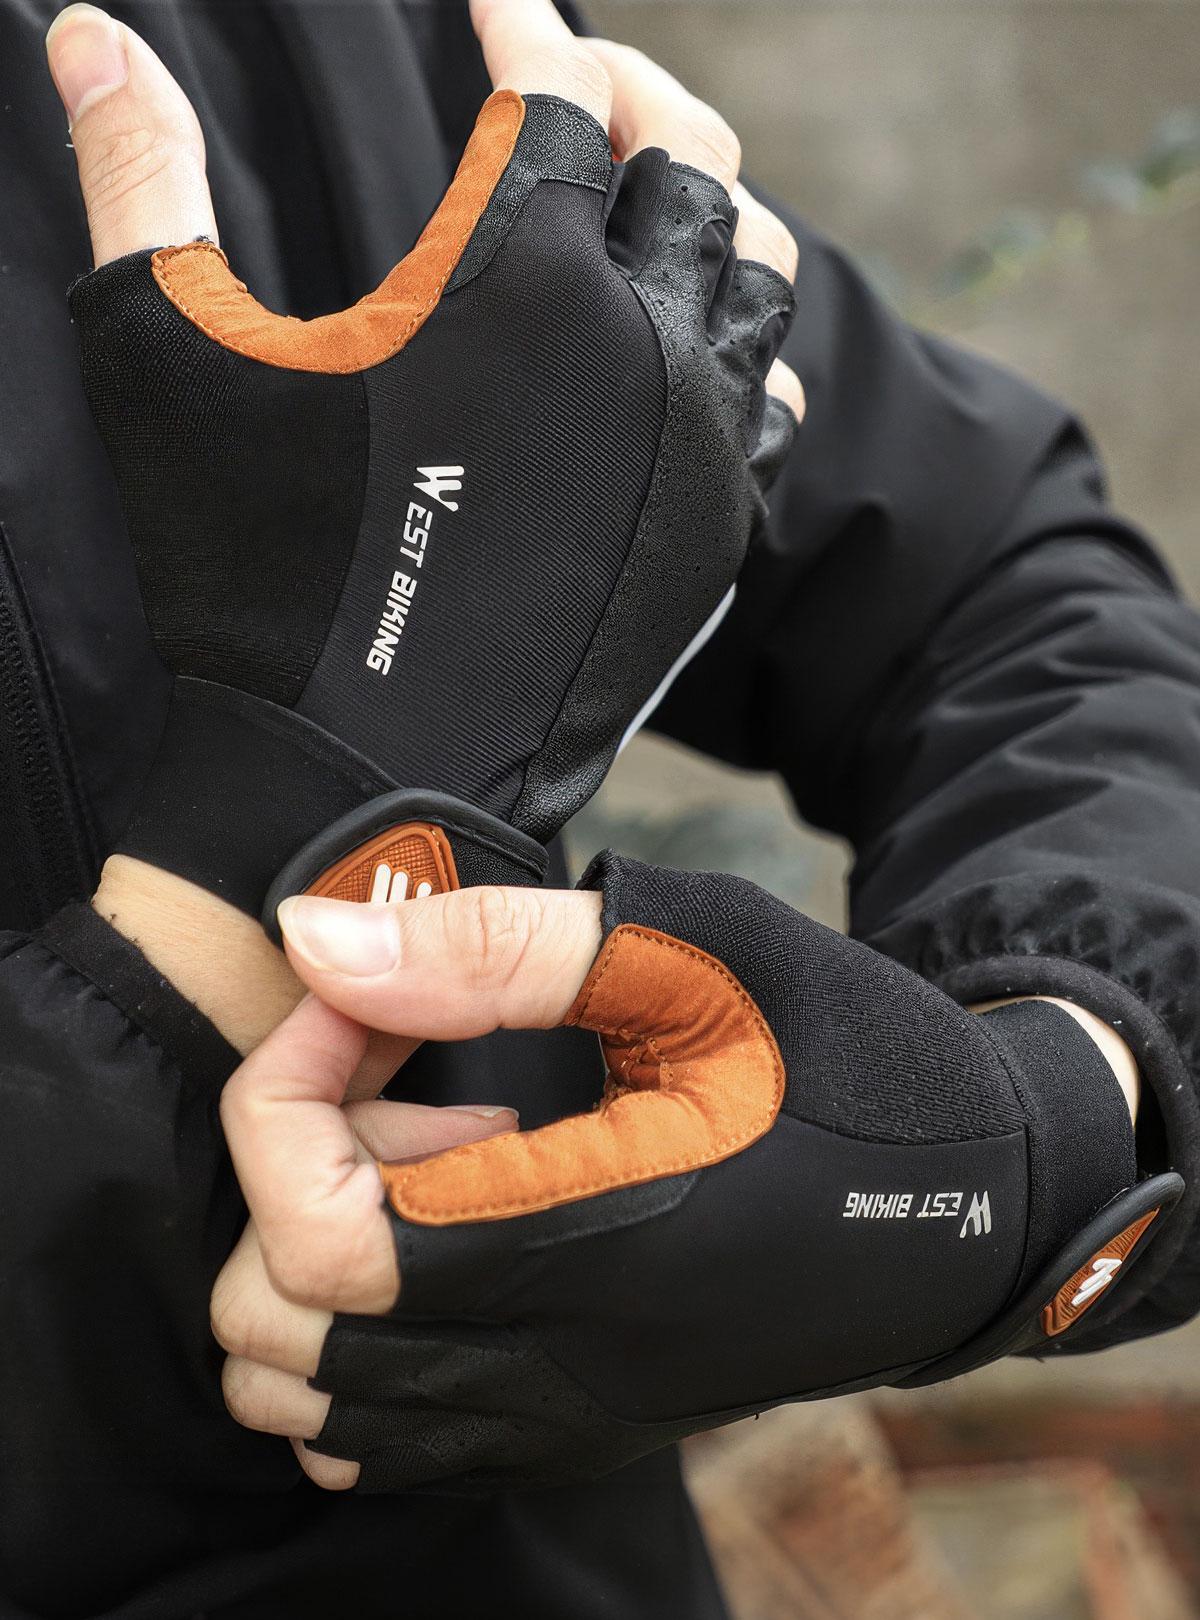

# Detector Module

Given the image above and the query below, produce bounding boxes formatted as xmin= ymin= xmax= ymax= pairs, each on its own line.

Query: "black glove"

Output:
xmin=308 ymin=853 xmax=1181 ymax=1492
xmin=68 ymin=90 xmax=796 ymax=921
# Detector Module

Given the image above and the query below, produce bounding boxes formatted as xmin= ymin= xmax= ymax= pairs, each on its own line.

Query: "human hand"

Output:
xmin=212 ymin=859 xmax=1180 ymax=1492
xmin=50 ymin=0 xmax=806 ymax=934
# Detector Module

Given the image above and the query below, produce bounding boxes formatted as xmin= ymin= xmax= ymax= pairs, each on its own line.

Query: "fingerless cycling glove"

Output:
xmin=69 ymin=92 xmax=796 ymax=921
xmin=308 ymin=853 xmax=1181 ymax=1492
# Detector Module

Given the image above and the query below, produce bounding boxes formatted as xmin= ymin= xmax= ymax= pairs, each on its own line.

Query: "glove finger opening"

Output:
xmin=749 ymin=392 xmax=801 ymax=493
xmin=604 ymin=146 xmax=669 ymax=278
xmin=625 ymin=159 xmax=738 ymax=310
xmin=711 ymin=259 xmax=797 ymax=380
xmin=606 ymin=147 xmax=735 ymax=314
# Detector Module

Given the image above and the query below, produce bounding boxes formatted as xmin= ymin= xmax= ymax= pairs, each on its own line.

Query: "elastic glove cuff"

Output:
xmin=975 ymin=998 xmax=1138 ymax=1292
xmin=904 ymin=996 xmax=1184 ymax=1380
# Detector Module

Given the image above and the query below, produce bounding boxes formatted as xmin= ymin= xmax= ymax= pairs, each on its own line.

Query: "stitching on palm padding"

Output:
xmin=384 ymin=925 xmax=785 ymax=1223
xmin=147 ymin=88 xmax=528 ymax=371
xmin=152 ymin=215 xmax=480 ymax=372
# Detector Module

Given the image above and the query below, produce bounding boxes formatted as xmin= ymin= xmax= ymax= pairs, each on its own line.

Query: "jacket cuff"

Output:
xmin=864 ymin=872 xmax=1200 ymax=1350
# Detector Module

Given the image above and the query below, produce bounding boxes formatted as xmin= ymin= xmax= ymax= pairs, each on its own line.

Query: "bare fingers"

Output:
xmin=470 ymin=0 xmax=611 ymax=122
xmin=45 ymin=3 xmax=217 ymax=266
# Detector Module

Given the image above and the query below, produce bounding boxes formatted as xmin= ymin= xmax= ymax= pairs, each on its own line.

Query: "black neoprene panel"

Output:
xmin=69 ymin=93 xmax=797 ymax=914
xmin=309 ymin=853 xmax=1181 ymax=1493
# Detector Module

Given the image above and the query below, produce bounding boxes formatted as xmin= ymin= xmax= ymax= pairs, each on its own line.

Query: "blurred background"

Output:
xmin=568 ymin=2 xmax=1200 ymax=1616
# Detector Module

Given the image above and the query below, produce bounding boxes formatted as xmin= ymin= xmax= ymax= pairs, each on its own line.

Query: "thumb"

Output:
xmin=276 ymin=887 xmax=603 ymax=1041
xmin=46 ymin=3 xmax=218 ymax=267
xmin=344 ymin=1098 xmax=520 ymax=1165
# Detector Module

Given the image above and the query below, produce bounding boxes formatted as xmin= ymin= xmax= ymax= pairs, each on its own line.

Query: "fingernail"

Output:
xmin=278 ymin=896 xmax=401 ymax=977
xmin=446 ymin=1105 xmax=520 ymax=1125
xmin=46 ymin=5 xmax=127 ymax=127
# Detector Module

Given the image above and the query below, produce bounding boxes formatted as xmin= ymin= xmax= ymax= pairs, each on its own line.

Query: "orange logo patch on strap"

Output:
xmin=1041 ymin=1208 xmax=1160 ymax=1337
xmin=304 ymin=822 xmax=459 ymax=906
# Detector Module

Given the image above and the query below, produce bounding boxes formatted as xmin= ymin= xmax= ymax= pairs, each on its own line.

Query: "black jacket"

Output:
xmin=2 ymin=2 xmax=1199 ymax=1615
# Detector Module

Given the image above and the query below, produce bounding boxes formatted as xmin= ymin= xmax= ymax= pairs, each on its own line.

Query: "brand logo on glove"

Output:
xmin=1041 ymin=1207 xmax=1161 ymax=1337
xmin=303 ymin=823 xmax=459 ymax=906
xmin=1072 ymin=1255 xmax=1122 ymax=1306
xmin=959 ymin=1190 xmax=993 ymax=1239
xmin=842 ymin=1188 xmax=993 ymax=1237
xmin=413 ymin=464 xmax=464 ymax=512
xmin=367 ymin=468 xmax=464 ymax=675
xmin=369 ymin=862 xmax=436 ymax=904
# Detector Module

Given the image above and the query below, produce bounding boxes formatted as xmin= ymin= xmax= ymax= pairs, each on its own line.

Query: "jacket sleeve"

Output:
xmin=650 ymin=212 xmax=1200 ymax=1352
xmin=0 ymin=907 xmax=292 ymax=1606
xmin=0 ymin=527 xmax=99 ymax=933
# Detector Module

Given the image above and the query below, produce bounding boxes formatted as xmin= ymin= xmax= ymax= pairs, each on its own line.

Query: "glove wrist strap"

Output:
xmin=118 ymin=678 xmax=545 ymax=923
xmin=897 ymin=1170 xmax=1183 ymax=1386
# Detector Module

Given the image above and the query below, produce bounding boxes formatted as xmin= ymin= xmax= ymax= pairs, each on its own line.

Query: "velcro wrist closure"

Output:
xmin=118 ymin=678 xmax=398 ymax=916
xmin=119 ymin=678 xmax=547 ymax=923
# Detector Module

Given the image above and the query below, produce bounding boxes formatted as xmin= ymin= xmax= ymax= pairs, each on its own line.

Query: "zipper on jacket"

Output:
xmin=0 ymin=522 xmax=98 ymax=930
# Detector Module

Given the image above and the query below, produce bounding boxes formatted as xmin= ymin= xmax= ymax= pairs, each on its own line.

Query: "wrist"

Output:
xmin=970 ymin=994 xmax=1140 ymax=1126
xmin=93 ymin=854 xmax=303 ymax=1054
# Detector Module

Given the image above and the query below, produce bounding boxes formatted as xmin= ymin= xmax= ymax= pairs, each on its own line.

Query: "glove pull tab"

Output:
xmin=261 ymin=788 xmax=547 ymax=946
xmin=304 ymin=822 xmax=460 ymax=908
xmin=1039 ymin=1200 xmax=1165 ymax=1338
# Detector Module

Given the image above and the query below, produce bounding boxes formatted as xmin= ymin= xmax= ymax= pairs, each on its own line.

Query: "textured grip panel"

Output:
xmin=305 ymin=822 xmax=459 ymax=904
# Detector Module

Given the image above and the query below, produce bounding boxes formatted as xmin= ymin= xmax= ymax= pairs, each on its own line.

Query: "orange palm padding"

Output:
xmin=149 ymin=89 xmax=526 ymax=373
xmin=381 ymin=924 xmax=785 ymax=1226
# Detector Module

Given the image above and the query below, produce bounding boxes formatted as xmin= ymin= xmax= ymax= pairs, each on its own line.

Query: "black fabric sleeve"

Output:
xmin=0 ymin=526 xmax=98 ymax=932
xmin=0 ymin=911 xmax=262 ymax=1614
xmin=650 ymin=212 xmax=1200 ymax=1351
